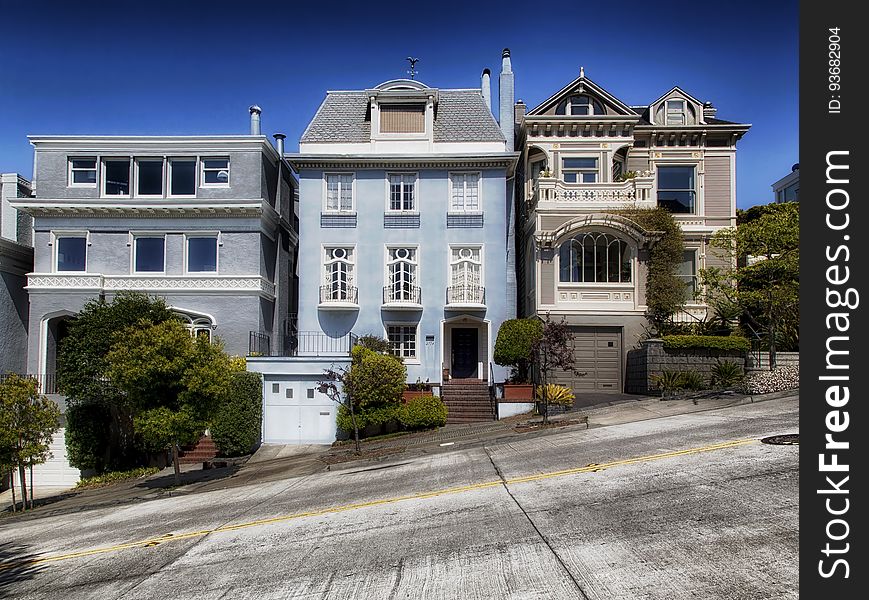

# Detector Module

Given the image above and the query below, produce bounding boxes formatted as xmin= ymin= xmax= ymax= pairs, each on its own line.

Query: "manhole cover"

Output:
xmin=761 ymin=434 xmax=799 ymax=445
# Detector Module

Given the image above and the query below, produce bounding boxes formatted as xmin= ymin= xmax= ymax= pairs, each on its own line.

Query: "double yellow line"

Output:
xmin=0 ymin=438 xmax=756 ymax=571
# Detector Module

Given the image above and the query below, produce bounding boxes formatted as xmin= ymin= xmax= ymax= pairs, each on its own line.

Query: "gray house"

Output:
xmin=1 ymin=173 xmax=34 ymax=375
xmin=248 ymin=56 xmax=519 ymax=443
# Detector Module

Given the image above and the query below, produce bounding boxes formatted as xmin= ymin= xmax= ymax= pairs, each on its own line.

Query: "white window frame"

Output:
xmin=385 ymin=172 xmax=418 ymax=213
xmin=448 ymin=172 xmax=482 ymax=214
xmin=448 ymin=244 xmax=484 ymax=303
xmin=557 ymin=232 xmax=633 ymax=285
xmin=129 ymin=232 xmax=167 ymax=275
xmin=323 ymin=172 xmax=356 ymax=213
xmin=561 ymin=156 xmax=599 ymax=183
xmin=384 ymin=321 xmax=420 ymax=364
xmin=101 ymin=157 xmax=132 ymax=198
xmin=52 ymin=231 xmax=89 ymax=273
xmin=68 ymin=157 xmax=98 ymax=188
xmin=134 ymin=158 xmax=165 ymax=198
xmin=200 ymin=157 xmax=231 ymax=188
xmin=322 ymin=244 xmax=357 ymax=301
xmin=384 ymin=244 xmax=420 ymax=302
xmin=666 ymin=99 xmax=687 ymax=126
xmin=677 ymin=249 xmax=700 ymax=304
xmin=184 ymin=232 xmax=221 ymax=274
xmin=167 ymin=157 xmax=198 ymax=198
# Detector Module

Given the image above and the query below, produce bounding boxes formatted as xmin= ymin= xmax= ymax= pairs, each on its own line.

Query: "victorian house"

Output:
xmin=514 ymin=70 xmax=749 ymax=395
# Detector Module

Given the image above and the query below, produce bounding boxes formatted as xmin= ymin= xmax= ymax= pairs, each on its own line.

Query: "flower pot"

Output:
xmin=503 ymin=383 xmax=534 ymax=401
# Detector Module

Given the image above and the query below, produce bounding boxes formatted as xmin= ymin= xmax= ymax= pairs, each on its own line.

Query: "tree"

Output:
xmin=531 ymin=315 xmax=584 ymax=424
xmin=700 ymin=202 xmax=799 ymax=369
xmin=0 ymin=374 xmax=62 ymax=511
xmin=105 ymin=319 xmax=232 ymax=483
xmin=493 ymin=318 xmax=544 ymax=382
xmin=57 ymin=292 xmax=174 ymax=472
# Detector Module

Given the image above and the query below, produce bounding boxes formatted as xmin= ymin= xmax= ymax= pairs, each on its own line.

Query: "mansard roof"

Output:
xmin=300 ymin=87 xmax=505 ymax=144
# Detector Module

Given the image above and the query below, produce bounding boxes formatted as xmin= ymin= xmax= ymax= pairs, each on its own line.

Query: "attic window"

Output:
xmin=556 ymin=95 xmax=605 ymax=116
xmin=380 ymin=104 xmax=425 ymax=133
xmin=666 ymin=100 xmax=686 ymax=125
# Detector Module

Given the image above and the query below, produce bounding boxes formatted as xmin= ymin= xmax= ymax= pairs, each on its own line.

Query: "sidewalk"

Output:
xmin=1 ymin=388 xmax=797 ymax=519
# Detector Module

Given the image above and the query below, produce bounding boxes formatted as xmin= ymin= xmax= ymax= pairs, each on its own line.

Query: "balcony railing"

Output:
xmin=446 ymin=284 xmax=485 ymax=306
xmin=533 ymin=175 xmax=655 ymax=208
xmin=319 ymin=285 xmax=358 ymax=304
xmin=383 ymin=285 xmax=422 ymax=306
xmin=0 ymin=372 xmax=60 ymax=395
xmin=248 ymin=331 xmax=359 ymax=357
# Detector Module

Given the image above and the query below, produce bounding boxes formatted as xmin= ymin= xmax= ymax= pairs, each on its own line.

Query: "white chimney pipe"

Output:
xmin=273 ymin=133 xmax=286 ymax=156
xmin=249 ymin=105 xmax=262 ymax=135
xmin=499 ymin=48 xmax=514 ymax=152
xmin=481 ymin=68 xmax=492 ymax=111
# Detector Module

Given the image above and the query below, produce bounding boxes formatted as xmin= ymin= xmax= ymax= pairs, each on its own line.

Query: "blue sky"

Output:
xmin=0 ymin=0 xmax=797 ymax=207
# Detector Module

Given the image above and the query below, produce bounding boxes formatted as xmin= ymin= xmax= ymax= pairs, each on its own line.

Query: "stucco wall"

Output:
xmin=0 ymin=270 xmax=29 ymax=373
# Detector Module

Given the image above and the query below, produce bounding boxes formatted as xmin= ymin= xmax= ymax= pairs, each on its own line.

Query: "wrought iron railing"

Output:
xmin=319 ymin=285 xmax=358 ymax=304
xmin=446 ymin=284 xmax=485 ymax=305
xmin=383 ymin=285 xmax=422 ymax=305
xmin=248 ymin=331 xmax=358 ymax=357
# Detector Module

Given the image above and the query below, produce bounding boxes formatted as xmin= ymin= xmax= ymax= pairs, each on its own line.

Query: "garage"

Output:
xmin=551 ymin=327 xmax=622 ymax=394
xmin=263 ymin=377 xmax=337 ymax=444
xmin=30 ymin=427 xmax=81 ymax=489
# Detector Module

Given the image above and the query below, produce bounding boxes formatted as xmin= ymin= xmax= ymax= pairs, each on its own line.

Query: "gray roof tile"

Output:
xmin=301 ymin=89 xmax=504 ymax=144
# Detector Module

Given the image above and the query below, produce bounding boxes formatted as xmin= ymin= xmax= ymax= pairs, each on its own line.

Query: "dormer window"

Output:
xmin=380 ymin=104 xmax=425 ymax=134
xmin=556 ymin=95 xmax=605 ymax=116
xmin=666 ymin=100 xmax=686 ymax=125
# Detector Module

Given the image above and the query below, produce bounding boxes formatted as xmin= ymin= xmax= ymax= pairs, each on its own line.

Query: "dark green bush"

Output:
xmin=65 ymin=402 xmax=112 ymax=472
xmin=710 ymin=360 xmax=745 ymax=387
xmin=493 ymin=318 xmax=543 ymax=382
xmin=680 ymin=370 xmax=707 ymax=391
xmin=399 ymin=395 xmax=448 ymax=430
xmin=348 ymin=346 xmax=406 ymax=407
xmin=210 ymin=371 xmax=263 ymax=457
xmin=662 ymin=335 xmax=750 ymax=352
xmin=652 ymin=370 xmax=685 ymax=398
xmin=336 ymin=403 xmax=400 ymax=434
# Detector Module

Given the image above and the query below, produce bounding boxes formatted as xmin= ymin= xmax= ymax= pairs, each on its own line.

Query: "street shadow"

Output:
xmin=0 ymin=541 xmax=43 ymax=596
xmin=135 ymin=464 xmax=242 ymax=490
xmin=1 ymin=490 xmax=79 ymax=515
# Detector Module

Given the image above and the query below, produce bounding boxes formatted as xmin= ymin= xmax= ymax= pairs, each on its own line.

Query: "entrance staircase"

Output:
xmin=441 ymin=378 xmax=496 ymax=424
xmin=178 ymin=435 xmax=218 ymax=464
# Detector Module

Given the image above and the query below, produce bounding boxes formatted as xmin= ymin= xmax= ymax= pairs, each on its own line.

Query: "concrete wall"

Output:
xmin=1 ymin=270 xmax=30 ymax=373
xmin=626 ymin=339 xmax=747 ymax=394
xmin=297 ymin=167 xmax=512 ymax=384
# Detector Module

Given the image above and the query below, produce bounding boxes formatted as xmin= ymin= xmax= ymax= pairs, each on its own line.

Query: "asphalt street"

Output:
xmin=0 ymin=394 xmax=799 ymax=600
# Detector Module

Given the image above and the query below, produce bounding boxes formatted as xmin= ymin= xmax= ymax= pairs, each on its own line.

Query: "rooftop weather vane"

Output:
xmin=406 ymin=57 xmax=420 ymax=80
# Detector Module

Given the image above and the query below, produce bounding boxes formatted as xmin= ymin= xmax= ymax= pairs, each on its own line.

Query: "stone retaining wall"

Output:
xmin=626 ymin=339 xmax=747 ymax=395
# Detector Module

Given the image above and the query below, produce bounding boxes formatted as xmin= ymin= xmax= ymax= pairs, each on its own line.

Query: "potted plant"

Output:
xmin=402 ymin=378 xmax=432 ymax=403
xmin=493 ymin=318 xmax=544 ymax=400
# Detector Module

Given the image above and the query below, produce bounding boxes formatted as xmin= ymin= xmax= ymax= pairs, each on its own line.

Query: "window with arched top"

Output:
xmin=558 ymin=232 xmax=632 ymax=283
xmin=555 ymin=95 xmax=605 ymax=116
xmin=174 ymin=312 xmax=214 ymax=341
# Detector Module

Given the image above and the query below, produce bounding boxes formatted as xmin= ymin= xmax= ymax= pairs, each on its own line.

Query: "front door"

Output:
xmin=451 ymin=328 xmax=478 ymax=378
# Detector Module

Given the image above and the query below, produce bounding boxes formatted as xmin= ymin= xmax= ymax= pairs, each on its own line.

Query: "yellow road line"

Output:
xmin=0 ymin=438 xmax=756 ymax=571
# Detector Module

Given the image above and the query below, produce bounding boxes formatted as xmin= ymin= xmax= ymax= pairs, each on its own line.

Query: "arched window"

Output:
xmin=558 ymin=232 xmax=632 ymax=283
xmin=555 ymin=95 xmax=605 ymax=116
xmin=174 ymin=312 xmax=214 ymax=341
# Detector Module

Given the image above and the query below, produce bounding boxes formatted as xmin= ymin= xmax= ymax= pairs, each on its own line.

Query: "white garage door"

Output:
xmin=263 ymin=378 xmax=337 ymax=444
xmin=551 ymin=327 xmax=622 ymax=393
xmin=30 ymin=427 xmax=81 ymax=489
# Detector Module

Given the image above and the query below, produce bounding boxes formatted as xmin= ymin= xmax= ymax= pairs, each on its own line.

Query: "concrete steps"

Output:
xmin=441 ymin=379 xmax=495 ymax=424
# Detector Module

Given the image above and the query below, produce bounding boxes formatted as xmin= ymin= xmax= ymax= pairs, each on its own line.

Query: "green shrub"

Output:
xmin=710 ymin=360 xmax=745 ymax=387
xmin=680 ymin=370 xmax=707 ymax=391
xmin=493 ymin=318 xmax=544 ymax=382
xmin=652 ymin=370 xmax=685 ymax=398
xmin=399 ymin=395 xmax=448 ymax=430
xmin=347 ymin=347 xmax=406 ymax=407
xmin=336 ymin=403 xmax=401 ymax=434
xmin=661 ymin=335 xmax=750 ymax=352
xmin=535 ymin=384 xmax=575 ymax=407
xmin=76 ymin=467 xmax=159 ymax=489
xmin=65 ymin=402 xmax=112 ymax=472
xmin=355 ymin=334 xmax=392 ymax=354
xmin=211 ymin=371 xmax=263 ymax=457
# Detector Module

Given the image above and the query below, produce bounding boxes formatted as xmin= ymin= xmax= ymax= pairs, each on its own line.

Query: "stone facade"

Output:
xmin=626 ymin=339 xmax=747 ymax=395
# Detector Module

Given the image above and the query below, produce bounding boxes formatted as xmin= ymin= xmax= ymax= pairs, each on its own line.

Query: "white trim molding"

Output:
xmin=26 ymin=273 xmax=276 ymax=298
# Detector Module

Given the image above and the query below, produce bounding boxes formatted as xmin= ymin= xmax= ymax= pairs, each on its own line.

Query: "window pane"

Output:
xmin=57 ymin=237 xmax=86 ymax=271
xmin=138 ymin=161 xmax=163 ymax=195
xmin=563 ymin=158 xmax=597 ymax=169
xmin=658 ymin=166 xmax=694 ymax=190
xmin=72 ymin=170 xmax=96 ymax=184
xmin=104 ymin=160 xmax=130 ymax=195
xmin=171 ymin=160 xmax=196 ymax=195
xmin=188 ymin=237 xmax=217 ymax=272
xmin=563 ymin=172 xmax=578 ymax=183
xmin=203 ymin=159 xmax=228 ymax=170
xmin=72 ymin=159 xmax=96 ymax=170
xmin=135 ymin=237 xmax=165 ymax=272
xmin=581 ymin=173 xmax=597 ymax=183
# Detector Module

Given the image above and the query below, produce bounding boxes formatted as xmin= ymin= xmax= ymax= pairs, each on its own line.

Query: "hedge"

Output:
xmin=336 ymin=403 xmax=400 ymax=433
xmin=210 ymin=371 xmax=263 ymax=457
xmin=399 ymin=395 xmax=448 ymax=430
xmin=661 ymin=335 xmax=750 ymax=352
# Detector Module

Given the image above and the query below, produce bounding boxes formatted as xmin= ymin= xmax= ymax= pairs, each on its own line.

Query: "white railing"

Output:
xmin=533 ymin=175 xmax=655 ymax=208
xmin=26 ymin=273 xmax=276 ymax=297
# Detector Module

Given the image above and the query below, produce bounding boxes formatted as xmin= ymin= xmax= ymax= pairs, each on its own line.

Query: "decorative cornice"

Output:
xmin=26 ymin=273 xmax=275 ymax=298
xmin=28 ymin=136 xmax=281 ymax=161
xmin=9 ymin=199 xmax=269 ymax=219
xmin=287 ymin=153 xmax=519 ymax=171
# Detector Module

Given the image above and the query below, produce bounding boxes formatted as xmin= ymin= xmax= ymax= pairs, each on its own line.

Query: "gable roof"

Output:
xmin=648 ymin=85 xmax=705 ymax=108
xmin=527 ymin=75 xmax=637 ymax=116
xmin=300 ymin=89 xmax=505 ymax=144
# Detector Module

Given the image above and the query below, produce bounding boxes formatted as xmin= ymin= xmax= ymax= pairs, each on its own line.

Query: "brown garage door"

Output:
xmin=550 ymin=327 xmax=622 ymax=393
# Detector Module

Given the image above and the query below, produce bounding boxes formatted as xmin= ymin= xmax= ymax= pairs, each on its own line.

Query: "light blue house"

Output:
xmin=249 ymin=53 xmax=519 ymax=442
